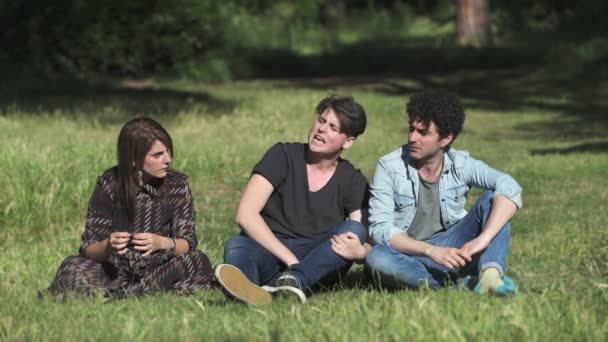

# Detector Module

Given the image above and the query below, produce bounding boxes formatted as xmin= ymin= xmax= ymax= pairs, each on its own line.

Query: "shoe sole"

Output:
xmin=215 ymin=264 xmax=272 ymax=305
xmin=262 ymin=285 xmax=307 ymax=304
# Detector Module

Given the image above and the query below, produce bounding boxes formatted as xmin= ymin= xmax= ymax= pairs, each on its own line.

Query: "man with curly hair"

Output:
xmin=365 ymin=89 xmax=521 ymax=295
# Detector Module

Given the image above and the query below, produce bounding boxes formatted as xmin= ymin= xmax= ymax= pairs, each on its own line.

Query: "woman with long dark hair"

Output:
xmin=47 ymin=117 xmax=215 ymax=299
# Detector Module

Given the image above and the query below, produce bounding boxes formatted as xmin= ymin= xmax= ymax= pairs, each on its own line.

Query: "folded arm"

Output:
xmin=459 ymin=194 xmax=517 ymax=259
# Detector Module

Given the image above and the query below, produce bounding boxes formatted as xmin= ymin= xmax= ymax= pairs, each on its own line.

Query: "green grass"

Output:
xmin=0 ymin=72 xmax=607 ymax=341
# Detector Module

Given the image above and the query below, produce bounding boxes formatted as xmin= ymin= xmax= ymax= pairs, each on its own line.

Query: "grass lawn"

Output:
xmin=0 ymin=70 xmax=606 ymax=341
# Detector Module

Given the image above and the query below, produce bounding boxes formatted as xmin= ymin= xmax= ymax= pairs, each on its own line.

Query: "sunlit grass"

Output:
xmin=0 ymin=78 xmax=606 ymax=341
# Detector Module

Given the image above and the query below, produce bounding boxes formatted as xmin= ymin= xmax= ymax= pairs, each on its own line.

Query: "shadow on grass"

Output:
xmin=0 ymin=75 xmax=236 ymax=124
xmin=241 ymin=38 xmax=608 ymax=143
xmin=530 ymin=141 xmax=608 ymax=155
xmin=374 ymin=66 xmax=608 ymax=142
xmin=312 ymin=270 xmax=373 ymax=293
xmin=242 ymin=38 xmax=544 ymax=78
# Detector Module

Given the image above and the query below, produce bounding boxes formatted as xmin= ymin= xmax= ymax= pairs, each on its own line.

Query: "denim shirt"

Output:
xmin=368 ymin=145 xmax=523 ymax=246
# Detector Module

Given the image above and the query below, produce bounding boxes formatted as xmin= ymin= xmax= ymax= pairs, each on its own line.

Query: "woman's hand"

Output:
xmin=132 ymin=233 xmax=173 ymax=256
xmin=108 ymin=232 xmax=132 ymax=255
xmin=330 ymin=232 xmax=366 ymax=261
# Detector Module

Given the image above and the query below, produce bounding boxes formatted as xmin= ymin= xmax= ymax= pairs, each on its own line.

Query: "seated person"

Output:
xmin=366 ymin=89 xmax=521 ymax=296
xmin=47 ymin=117 xmax=215 ymax=299
xmin=215 ymin=95 xmax=370 ymax=304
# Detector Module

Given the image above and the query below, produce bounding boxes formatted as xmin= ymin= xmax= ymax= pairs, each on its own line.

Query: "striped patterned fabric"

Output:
xmin=47 ymin=169 xmax=216 ymax=298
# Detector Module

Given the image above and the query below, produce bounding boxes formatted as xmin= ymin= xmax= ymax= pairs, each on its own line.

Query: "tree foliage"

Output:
xmin=1 ymin=0 xmax=225 ymax=76
xmin=1 ymin=0 xmax=605 ymax=78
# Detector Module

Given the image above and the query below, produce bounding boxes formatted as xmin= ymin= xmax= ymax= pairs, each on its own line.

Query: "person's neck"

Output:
xmin=142 ymin=173 xmax=162 ymax=187
xmin=416 ymin=153 xmax=444 ymax=183
xmin=306 ymin=149 xmax=339 ymax=171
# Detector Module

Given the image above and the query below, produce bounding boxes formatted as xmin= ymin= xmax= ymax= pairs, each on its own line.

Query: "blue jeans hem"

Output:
xmin=480 ymin=262 xmax=504 ymax=277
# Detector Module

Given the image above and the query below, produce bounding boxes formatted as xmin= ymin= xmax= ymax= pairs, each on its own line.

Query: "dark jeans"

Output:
xmin=366 ymin=191 xmax=511 ymax=289
xmin=223 ymin=220 xmax=367 ymax=289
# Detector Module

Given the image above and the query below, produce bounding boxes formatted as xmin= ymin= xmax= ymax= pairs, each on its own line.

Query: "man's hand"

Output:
xmin=459 ymin=236 xmax=490 ymax=260
xmin=331 ymin=232 xmax=366 ymax=261
xmin=427 ymin=246 xmax=471 ymax=269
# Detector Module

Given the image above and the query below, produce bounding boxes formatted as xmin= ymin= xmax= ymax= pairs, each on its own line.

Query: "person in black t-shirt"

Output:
xmin=215 ymin=95 xmax=371 ymax=305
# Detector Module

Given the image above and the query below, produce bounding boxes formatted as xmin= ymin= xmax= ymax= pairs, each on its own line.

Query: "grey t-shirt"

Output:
xmin=407 ymin=177 xmax=445 ymax=241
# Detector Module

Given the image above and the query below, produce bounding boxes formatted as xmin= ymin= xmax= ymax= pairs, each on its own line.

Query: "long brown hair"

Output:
xmin=114 ymin=117 xmax=173 ymax=222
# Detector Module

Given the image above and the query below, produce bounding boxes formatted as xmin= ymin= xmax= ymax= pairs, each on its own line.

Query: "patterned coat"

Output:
xmin=48 ymin=168 xmax=215 ymax=298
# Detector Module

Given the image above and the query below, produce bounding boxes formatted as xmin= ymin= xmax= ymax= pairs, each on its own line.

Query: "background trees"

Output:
xmin=0 ymin=0 xmax=225 ymax=76
xmin=1 ymin=0 xmax=605 ymax=78
xmin=456 ymin=0 xmax=492 ymax=46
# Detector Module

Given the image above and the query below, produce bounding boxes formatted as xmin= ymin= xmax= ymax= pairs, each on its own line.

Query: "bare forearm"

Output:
xmin=83 ymin=239 xmax=111 ymax=262
xmin=352 ymin=242 xmax=373 ymax=264
xmin=236 ymin=213 xmax=299 ymax=266
xmin=390 ymin=232 xmax=470 ymax=269
xmin=389 ymin=233 xmax=434 ymax=257
xmin=478 ymin=195 xmax=517 ymax=243
xmin=156 ymin=236 xmax=190 ymax=256
xmin=174 ymin=238 xmax=189 ymax=256
xmin=86 ymin=235 xmax=189 ymax=260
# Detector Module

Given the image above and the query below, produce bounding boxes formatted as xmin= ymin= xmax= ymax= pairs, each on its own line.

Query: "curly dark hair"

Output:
xmin=406 ymin=89 xmax=465 ymax=144
xmin=316 ymin=95 xmax=367 ymax=138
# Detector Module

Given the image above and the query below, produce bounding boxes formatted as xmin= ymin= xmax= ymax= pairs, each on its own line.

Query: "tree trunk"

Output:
xmin=320 ymin=0 xmax=346 ymax=51
xmin=456 ymin=0 xmax=492 ymax=47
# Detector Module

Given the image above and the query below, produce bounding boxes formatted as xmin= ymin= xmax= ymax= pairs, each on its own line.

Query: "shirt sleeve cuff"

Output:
xmin=493 ymin=189 xmax=523 ymax=209
xmin=372 ymin=226 xmax=405 ymax=246
xmin=177 ymin=234 xmax=197 ymax=251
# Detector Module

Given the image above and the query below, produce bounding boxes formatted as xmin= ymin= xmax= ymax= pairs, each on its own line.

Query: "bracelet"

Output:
xmin=165 ymin=237 xmax=176 ymax=257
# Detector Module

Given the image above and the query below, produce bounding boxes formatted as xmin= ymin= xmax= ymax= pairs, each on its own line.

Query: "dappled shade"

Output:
xmin=0 ymin=77 xmax=236 ymax=124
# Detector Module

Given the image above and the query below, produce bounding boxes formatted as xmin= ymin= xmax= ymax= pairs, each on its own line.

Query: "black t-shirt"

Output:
xmin=253 ymin=142 xmax=369 ymax=238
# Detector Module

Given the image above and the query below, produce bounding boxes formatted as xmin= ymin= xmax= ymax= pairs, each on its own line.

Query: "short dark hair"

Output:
xmin=406 ymin=89 xmax=465 ymax=144
xmin=316 ymin=95 xmax=367 ymax=138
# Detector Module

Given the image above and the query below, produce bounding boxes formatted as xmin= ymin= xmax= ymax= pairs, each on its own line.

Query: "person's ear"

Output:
xmin=439 ymin=133 xmax=453 ymax=148
xmin=341 ymin=136 xmax=356 ymax=150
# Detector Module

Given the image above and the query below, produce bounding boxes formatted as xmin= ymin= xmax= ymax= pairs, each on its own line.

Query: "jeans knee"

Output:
xmin=223 ymin=235 xmax=254 ymax=263
xmin=365 ymin=245 xmax=396 ymax=273
xmin=334 ymin=220 xmax=367 ymax=243
xmin=481 ymin=191 xmax=494 ymax=205
xmin=474 ymin=191 xmax=494 ymax=217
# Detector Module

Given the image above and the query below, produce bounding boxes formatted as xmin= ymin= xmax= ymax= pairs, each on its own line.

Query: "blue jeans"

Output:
xmin=224 ymin=220 xmax=367 ymax=289
xmin=366 ymin=191 xmax=510 ymax=289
